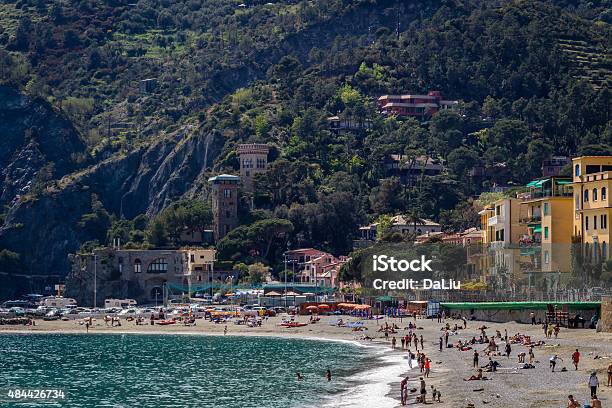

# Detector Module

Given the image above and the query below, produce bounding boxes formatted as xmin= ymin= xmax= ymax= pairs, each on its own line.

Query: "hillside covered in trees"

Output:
xmin=0 ymin=0 xmax=610 ymax=295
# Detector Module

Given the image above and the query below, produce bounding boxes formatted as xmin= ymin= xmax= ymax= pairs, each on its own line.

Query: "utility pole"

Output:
xmin=93 ymin=253 xmax=97 ymax=309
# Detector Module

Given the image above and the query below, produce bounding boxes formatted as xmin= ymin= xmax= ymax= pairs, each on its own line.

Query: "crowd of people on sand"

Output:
xmin=387 ymin=311 xmax=612 ymax=407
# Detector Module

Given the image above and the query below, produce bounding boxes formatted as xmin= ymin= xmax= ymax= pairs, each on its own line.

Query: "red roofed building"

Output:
xmin=285 ymin=248 xmax=348 ymax=287
xmin=378 ymin=91 xmax=458 ymax=119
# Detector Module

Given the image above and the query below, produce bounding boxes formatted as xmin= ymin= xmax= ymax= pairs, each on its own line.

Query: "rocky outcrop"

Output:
xmin=0 ymin=86 xmax=87 ymax=206
xmin=0 ymin=124 xmax=223 ymax=283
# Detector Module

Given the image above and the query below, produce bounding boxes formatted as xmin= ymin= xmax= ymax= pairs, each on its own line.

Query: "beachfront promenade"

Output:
xmin=2 ymin=316 xmax=611 ymax=407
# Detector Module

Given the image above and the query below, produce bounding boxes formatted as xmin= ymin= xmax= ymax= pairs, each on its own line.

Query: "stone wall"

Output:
xmin=599 ymin=296 xmax=612 ymax=332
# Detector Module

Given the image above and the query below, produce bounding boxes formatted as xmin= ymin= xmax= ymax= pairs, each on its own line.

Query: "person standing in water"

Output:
xmin=400 ymin=376 xmax=409 ymax=406
xmin=326 ymin=369 xmax=331 ymax=381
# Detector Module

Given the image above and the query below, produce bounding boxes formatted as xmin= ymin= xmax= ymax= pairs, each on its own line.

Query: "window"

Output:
xmin=544 ymin=251 xmax=550 ymax=264
xmin=147 ymin=258 xmax=168 ymax=273
xmin=575 ymin=164 xmax=580 ymax=177
xmin=593 ymin=188 xmax=598 ymax=201
xmin=594 ymin=215 xmax=597 ymax=230
xmin=134 ymin=259 xmax=142 ymax=273
xmin=602 ymin=214 xmax=608 ymax=229
xmin=544 ymin=226 xmax=549 ymax=239
xmin=584 ymin=190 xmax=589 ymax=202
xmin=223 ymin=189 xmax=232 ymax=198
xmin=543 ymin=203 xmax=549 ymax=216
xmin=602 ymin=187 xmax=607 ymax=201
xmin=585 ymin=216 xmax=589 ymax=230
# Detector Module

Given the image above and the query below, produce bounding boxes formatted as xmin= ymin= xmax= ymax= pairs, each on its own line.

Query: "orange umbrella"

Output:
xmin=354 ymin=304 xmax=371 ymax=310
xmin=317 ymin=304 xmax=330 ymax=309
xmin=339 ymin=303 xmax=357 ymax=309
xmin=305 ymin=305 xmax=319 ymax=311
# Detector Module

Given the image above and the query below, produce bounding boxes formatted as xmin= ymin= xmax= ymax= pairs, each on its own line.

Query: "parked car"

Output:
xmin=9 ymin=307 xmax=26 ymax=317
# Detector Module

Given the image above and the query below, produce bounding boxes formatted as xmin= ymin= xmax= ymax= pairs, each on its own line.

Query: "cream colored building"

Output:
xmin=237 ymin=143 xmax=269 ymax=192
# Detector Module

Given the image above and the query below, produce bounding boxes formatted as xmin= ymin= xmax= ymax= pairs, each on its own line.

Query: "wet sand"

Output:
xmin=2 ymin=315 xmax=611 ymax=407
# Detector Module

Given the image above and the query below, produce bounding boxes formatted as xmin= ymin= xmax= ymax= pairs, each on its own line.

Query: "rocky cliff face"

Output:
xmin=0 ymin=90 xmax=225 ymax=294
xmin=0 ymin=86 xmax=87 ymax=206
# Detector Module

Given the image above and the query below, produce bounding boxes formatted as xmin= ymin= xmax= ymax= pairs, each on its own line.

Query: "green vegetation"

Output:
xmin=0 ymin=0 xmax=610 ymax=281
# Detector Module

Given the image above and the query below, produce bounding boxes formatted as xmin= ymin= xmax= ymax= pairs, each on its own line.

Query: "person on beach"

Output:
xmin=408 ymin=350 xmax=414 ymax=369
xmin=420 ymin=335 xmax=424 ymax=350
xmin=528 ymin=347 xmax=535 ymax=364
xmin=424 ymin=358 xmax=431 ymax=378
xmin=464 ymin=369 xmax=484 ymax=381
xmin=608 ymin=363 xmax=612 ymax=386
xmin=401 ymin=336 xmax=406 ymax=350
xmin=543 ymin=322 xmax=548 ymax=337
xmin=473 ymin=350 xmax=479 ymax=368
xmin=572 ymin=349 xmax=580 ymax=370
xmin=567 ymin=395 xmax=580 ymax=408
xmin=439 ymin=337 xmax=443 ymax=352
xmin=400 ymin=376 xmax=409 ymax=405
xmin=554 ymin=325 xmax=560 ymax=339
xmin=530 ymin=312 xmax=536 ymax=325
xmin=407 ymin=334 xmax=412 ymax=348
xmin=326 ymin=369 xmax=331 ymax=381
xmin=505 ymin=342 xmax=511 ymax=359
xmin=444 ymin=330 xmax=449 ymax=347
xmin=392 ymin=336 xmax=397 ymax=350
xmin=224 ymin=325 xmax=227 ymax=335
xmin=591 ymin=395 xmax=602 ymax=408
xmin=419 ymin=377 xmax=426 ymax=403
xmin=550 ymin=354 xmax=562 ymax=372
xmin=589 ymin=372 xmax=599 ymax=397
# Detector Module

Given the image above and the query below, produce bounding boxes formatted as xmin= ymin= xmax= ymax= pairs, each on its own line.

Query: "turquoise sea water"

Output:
xmin=0 ymin=334 xmax=376 ymax=408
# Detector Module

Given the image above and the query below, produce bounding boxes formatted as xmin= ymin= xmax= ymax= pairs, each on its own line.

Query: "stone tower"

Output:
xmin=237 ymin=143 xmax=270 ymax=193
xmin=208 ymin=174 xmax=240 ymax=241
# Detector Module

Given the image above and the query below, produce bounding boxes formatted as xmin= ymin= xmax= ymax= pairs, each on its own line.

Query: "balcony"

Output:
xmin=487 ymin=215 xmax=504 ymax=227
xmin=520 ymin=214 xmax=541 ymax=224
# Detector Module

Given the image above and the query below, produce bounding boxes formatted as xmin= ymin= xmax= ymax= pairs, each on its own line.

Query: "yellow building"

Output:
xmin=184 ymin=249 xmax=216 ymax=284
xmin=479 ymin=198 xmax=526 ymax=288
xmin=520 ymin=177 xmax=573 ymax=274
xmin=572 ymin=156 xmax=612 ymax=260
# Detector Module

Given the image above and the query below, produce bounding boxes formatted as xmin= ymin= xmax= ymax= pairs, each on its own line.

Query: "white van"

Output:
xmin=41 ymin=296 xmax=77 ymax=308
xmin=104 ymin=299 xmax=137 ymax=309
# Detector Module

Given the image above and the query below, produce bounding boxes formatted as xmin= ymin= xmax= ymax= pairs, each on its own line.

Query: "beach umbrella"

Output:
xmin=305 ymin=305 xmax=319 ymax=311
xmin=354 ymin=304 xmax=371 ymax=310
xmin=317 ymin=304 xmax=330 ymax=310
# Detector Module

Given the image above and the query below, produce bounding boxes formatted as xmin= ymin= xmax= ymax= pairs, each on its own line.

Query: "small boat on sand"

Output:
xmin=156 ymin=319 xmax=177 ymax=325
xmin=280 ymin=322 xmax=308 ymax=328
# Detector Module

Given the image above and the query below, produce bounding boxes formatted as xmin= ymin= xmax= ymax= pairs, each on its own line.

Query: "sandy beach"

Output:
xmin=2 ymin=315 xmax=611 ymax=408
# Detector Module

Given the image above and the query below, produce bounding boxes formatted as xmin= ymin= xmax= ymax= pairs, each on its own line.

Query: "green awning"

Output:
xmin=376 ymin=295 xmax=394 ymax=302
xmin=526 ymin=179 xmax=549 ymax=187
xmin=441 ymin=301 xmax=600 ymax=311
xmin=556 ymin=180 xmax=572 ymax=185
xmin=532 ymin=226 xmax=542 ymax=233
